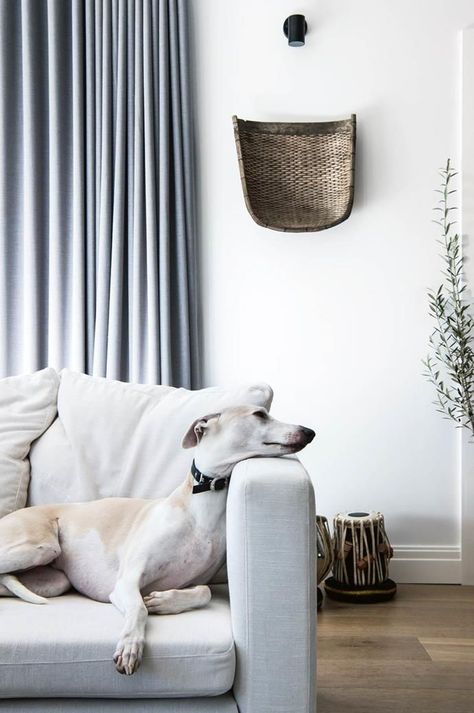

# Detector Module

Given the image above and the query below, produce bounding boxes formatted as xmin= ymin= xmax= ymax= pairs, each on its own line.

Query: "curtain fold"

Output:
xmin=0 ymin=0 xmax=199 ymax=387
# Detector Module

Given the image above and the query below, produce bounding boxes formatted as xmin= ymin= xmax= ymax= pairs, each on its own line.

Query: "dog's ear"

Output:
xmin=182 ymin=413 xmax=220 ymax=449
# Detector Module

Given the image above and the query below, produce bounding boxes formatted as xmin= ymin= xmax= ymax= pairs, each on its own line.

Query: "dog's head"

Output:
xmin=182 ymin=405 xmax=315 ymax=474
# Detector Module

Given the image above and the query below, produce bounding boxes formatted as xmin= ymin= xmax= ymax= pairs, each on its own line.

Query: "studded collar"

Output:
xmin=191 ymin=460 xmax=231 ymax=495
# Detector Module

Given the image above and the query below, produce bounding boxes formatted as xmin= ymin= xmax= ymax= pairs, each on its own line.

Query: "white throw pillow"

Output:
xmin=0 ymin=368 xmax=59 ymax=518
xmin=29 ymin=369 xmax=273 ymax=505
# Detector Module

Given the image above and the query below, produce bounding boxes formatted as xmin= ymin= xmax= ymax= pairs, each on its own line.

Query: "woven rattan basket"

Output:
xmin=233 ymin=115 xmax=356 ymax=232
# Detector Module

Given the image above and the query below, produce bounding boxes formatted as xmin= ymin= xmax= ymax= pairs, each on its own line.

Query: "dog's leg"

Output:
xmin=110 ymin=576 xmax=148 ymax=675
xmin=0 ymin=566 xmax=70 ymax=598
xmin=143 ymin=585 xmax=211 ymax=615
xmin=0 ymin=519 xmax=62 ymax=603
xmin=0 ymin=536 xmax=61 ymax=575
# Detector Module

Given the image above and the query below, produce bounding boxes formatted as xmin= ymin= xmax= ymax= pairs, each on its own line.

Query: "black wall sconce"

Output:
xmin=283 ymin=14 xmax=308 ymax=47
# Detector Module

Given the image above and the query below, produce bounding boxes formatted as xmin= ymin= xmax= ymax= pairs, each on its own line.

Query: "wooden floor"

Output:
xmin=317 ymin=584 xmax=474 ymax=713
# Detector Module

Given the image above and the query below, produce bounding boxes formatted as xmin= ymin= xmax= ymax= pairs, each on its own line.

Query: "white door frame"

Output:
xmin=461 ymin=27 xmax=474 ymax=585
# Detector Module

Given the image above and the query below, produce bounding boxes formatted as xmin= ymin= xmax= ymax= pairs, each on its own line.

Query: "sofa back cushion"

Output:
xmin=28 ymin=369 xmax=273 ymax=505
xmin=0 ymin=368 xmax=59 ymax=518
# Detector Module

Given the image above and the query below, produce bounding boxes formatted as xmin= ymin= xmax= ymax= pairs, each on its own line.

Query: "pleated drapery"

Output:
xmin=0 ymin=0 xmax=199 ymax=387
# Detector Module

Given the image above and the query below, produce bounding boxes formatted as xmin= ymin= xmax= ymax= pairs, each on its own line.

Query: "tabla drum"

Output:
xmin=324 ymin=511 xmax=397 ymax=603
xmin=316 ymin=515 xmax=333 ymax=609
xmin=316 ymin=515 xmax=333 ymax=584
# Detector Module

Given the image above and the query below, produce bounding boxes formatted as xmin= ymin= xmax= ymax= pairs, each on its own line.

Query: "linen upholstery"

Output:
xmin=0 ymin=697 xmax=238 ymax=713
xmin=29 ymin=370 xmax=273 ymax=504
xmin=0 ymin=587 xmax=234 ymax=698
xmin=0 ymin=368 xmax=59 ymax=518
xmin=226 ymin=457 xmax=316 ymax=713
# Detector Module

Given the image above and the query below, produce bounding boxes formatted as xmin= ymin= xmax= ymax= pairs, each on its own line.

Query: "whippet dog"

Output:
xmin=0 ymin=405 xmax=315 ymax=675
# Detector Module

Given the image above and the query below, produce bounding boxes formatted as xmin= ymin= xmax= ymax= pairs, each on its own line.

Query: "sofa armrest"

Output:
xmin=226 ymin=456 xmax=316 ymax=713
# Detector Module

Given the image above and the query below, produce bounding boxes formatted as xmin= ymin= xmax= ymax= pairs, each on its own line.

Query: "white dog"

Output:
xmin=0 ymin=405 xmax=315 ymax=675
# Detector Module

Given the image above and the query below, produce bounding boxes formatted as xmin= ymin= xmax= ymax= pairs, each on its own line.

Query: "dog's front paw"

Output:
xmin=113 ymin=636 xmax=144 ymax=675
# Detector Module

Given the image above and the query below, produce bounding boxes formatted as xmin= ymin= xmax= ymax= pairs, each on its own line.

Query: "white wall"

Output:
xmin=191 ymin=0 xmax=474 ymax=581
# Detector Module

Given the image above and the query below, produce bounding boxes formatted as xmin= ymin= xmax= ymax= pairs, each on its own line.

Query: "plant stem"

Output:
xmin=425 ymin=160 xmax=474 ymax=435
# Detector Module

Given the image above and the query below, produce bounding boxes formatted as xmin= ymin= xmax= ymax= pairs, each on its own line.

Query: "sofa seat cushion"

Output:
xmin=0 ymin=697 xmax=239 ymax=712
xmin=0 ymin=586 xmax=234 ymax=698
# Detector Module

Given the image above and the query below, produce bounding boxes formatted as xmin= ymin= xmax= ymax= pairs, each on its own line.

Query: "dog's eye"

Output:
xmin=253 ymin=411 xmax=266 ymax=419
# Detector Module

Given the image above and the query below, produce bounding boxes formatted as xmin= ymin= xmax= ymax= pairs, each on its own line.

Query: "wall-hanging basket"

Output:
xmin=233 ymin=114 xmax=356 ymax=232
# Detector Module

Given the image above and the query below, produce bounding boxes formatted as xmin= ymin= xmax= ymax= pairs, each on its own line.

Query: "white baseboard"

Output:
xmin=389 ymin=545 xmax=462 ymax=584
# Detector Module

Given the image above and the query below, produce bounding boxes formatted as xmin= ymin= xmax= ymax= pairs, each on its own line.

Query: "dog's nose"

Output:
xmin=300 ymin=426 xmax=315 ymax=443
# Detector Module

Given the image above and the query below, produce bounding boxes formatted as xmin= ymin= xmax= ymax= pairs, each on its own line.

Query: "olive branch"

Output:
xmin=423 ymin=160 xmax=474 ymax=436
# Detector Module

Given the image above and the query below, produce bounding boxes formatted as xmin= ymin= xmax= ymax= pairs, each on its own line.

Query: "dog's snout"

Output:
xmin=300 ymin=426 xmax=315 ymax=444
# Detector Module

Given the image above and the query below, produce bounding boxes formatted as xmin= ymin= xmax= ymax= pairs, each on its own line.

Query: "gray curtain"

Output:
xmin=0 ymin=0 xmax=199 ymax=387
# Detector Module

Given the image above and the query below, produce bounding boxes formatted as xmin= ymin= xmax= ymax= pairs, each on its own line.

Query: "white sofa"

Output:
xmin=0 ymin=370 xmax=316 ymax=713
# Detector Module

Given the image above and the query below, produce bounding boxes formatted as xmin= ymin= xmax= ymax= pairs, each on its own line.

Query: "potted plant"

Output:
xmin=423 ymin=160 xmax=474 ymax=435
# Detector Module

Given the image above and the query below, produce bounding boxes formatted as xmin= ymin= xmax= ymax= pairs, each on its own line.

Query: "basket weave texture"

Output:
xmin=233 ymin=115 xmax=356 ymax=232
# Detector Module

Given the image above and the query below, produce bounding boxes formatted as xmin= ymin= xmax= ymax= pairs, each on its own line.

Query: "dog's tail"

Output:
xmin=0 ymin=574 xmax=48 ymax=604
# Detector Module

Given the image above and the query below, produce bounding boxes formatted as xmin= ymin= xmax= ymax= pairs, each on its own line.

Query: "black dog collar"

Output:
xmin=191 ymin=460 xmax=231 ymax=495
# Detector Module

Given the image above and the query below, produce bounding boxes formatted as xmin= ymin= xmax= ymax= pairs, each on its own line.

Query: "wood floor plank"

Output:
xmin=318 ymin=660 xmax=474 ymax=691
xmin=391 ymin=584 xmax=474 ymax=601
xmin=317 ymin=688 xmax=474 ymax=713
xmin=317 ymin=615 xmax=474 ymax=639
xmin=420 ymin=638 xmax=474 ymax=646
xmin=419 ymin=638 xmax=474 ymax=662
xmin=318 ymin=635 xmax=430 ymax=661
